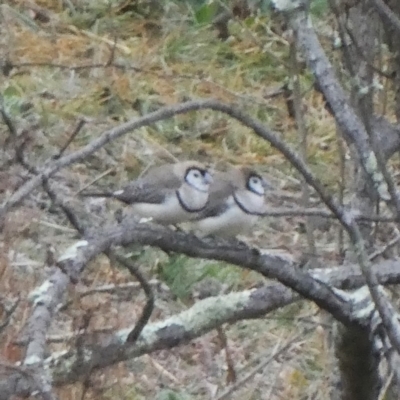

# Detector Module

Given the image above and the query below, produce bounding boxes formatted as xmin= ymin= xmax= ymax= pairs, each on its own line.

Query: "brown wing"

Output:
xmin=137 ymin=164 xmax=182 ymax=188
xmin=195 ymin=172 xmax=234 ymax=219
xmin=109 ymin=163 xmax=184 ymax=204
xmin=80 ymin=183 xmax=172 ymax=205
xmin=82 ymin=164 xmax=182 ymax=205
xmin=110 ymin=182 xmax=172 ymax=204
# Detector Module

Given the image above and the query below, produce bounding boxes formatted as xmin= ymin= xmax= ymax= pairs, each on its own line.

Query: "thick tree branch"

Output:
xmin=56 ymin=219 xmax=355 ymax=324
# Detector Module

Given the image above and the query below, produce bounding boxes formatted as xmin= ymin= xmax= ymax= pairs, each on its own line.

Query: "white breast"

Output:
xmin=234 ymin=190 xmax=266 ymax=214
xmin=178 ymin=184 xmax=209 ymax=213
xmin=194 ymin=203 xmax=259 ymax=238
xmin=131 ymin=194 xmax=198 ymax=224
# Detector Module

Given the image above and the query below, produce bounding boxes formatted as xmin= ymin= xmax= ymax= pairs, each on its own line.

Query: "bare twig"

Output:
xmin=290 ymin=41 xmax=317 ymax=263
xmin=216 ymin=329 xmax=311 ymax=400
xmin=371 ymin=0 xmax=400 ymax=35
xmin=14 ymin=134 xmax=35 ymax=174
xmin=77 ymin=280 xmax=164 ymax=298
xmin=113 ymin=253 xmax=154 ymax=343
xmin=75 ymin=168 xmax=115 ymax=194
xmin=336 ymin=130 xmax=346 ymax=261
xmin=53 ymin=119 xmax=86 ymax=160
xmin=262 ymin=207 xmax=394 ymax=222
xmin=42 ymin=180 xmax=86 ymax=235
xmin=10 ymin=126 xmax=82 ymax=395
xmin=343 ymin=23 xmax=393 ymax=80
xmin=369 ymin=230 xmax=400 ymax=261
xmin=9 ymin=61 xmax=197 ymax=80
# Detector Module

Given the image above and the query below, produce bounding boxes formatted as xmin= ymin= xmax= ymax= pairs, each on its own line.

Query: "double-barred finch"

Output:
xmin=190 ymin=166 xmax=272 ymax=238
xmin=81 ymin=161 xmax=213 ymax=225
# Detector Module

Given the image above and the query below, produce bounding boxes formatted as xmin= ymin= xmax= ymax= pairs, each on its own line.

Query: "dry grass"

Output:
xmin=0 ymin=1 xmax=364 ymax=399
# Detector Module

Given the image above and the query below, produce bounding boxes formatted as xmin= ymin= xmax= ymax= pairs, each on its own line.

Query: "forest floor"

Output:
xmin=0 ymin=1 xmax=354 ymax=399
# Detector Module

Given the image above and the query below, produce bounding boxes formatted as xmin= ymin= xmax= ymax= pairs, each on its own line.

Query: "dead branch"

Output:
xmin=112 ymin=253 xmax=155 ymax=343
xmin=52 ymin=119 xmax=86 ymax=160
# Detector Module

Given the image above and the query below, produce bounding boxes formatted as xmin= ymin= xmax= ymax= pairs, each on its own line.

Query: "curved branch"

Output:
xmin=56 ymin=219 xmax=353 ymax=324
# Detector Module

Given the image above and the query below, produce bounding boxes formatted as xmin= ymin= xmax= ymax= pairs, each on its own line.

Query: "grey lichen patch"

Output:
xmin=44 ymin=350 xmax=69 ymax=366
xmin=28 ymin=279 xmax=53 ymax=305
xmin=306 ymin=14 xmax=313 ymax=28
xmin=358 ymin=86 xmax=370 ymax=96
xmin=48 ymin=348 xmax=93 ymax=375
xmin=58 ymin=240 xmax=89 ymax=263
xmin=270 ymin=0 xmax=304 ymax=12
xmin=116 ymin=328 xmax=131 ymax=343
xmin=364 ymin=152 xmax=390 ymax=201
xmin=119 ymin=291 xmax=254 ymax=345
xmin=330 ymin=287 xmax=354 ymax=303
xmin=258 ymin=248 xmax=295 ymax=264
xmin=342 ymin=209 xmax=362 ymax=227
xmin=24 ymin=354 xmax=41 ymax=365
xmin=350 ymin=287 xmax=376 ymax=320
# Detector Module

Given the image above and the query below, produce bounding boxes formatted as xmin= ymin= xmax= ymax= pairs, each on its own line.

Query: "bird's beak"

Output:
xmin=204 ymin=171 xmax=213 ymax=184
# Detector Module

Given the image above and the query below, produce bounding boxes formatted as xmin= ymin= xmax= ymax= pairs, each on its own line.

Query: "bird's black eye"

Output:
xmin=248 ymin=174 xmax=264 ymax=195
xmin=193 ymin=170 xmax=200 ymax=178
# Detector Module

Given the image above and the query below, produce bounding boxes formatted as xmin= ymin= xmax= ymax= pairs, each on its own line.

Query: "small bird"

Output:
xmin=190 ymin=166 xmax=272 ymax=238
xmin=81 ymin=161 xmax=213 ymax=224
